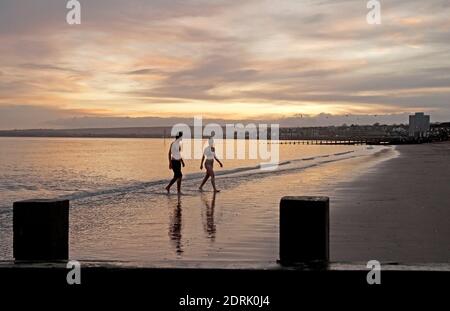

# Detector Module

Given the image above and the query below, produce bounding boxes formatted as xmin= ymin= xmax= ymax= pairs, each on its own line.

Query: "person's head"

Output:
xmin=175 ymin=131 xmax=183 ymax=140
xmin=208 ymin=132 xmax=215 ymax=147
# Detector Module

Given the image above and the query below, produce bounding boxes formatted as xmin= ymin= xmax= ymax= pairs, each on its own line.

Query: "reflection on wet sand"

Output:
xmin=201 ymin=192 xmax=216 ymax=241
xmin=168 ymin=194 xmax=183 ymax=256
xmin=168 ymin=192 xmax=218 ymax=256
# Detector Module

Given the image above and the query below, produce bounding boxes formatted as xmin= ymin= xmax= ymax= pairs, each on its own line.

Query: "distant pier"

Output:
xmin=274 ymin=136 xmax=443 ymax=145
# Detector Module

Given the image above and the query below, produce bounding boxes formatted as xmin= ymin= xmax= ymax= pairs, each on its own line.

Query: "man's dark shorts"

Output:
xmin=171 ymin=160 xmax=183 ymax=178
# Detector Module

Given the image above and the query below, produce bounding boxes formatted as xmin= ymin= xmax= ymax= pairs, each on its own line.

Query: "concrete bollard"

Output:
xmin=13 ymin=199 xmax=69 ymax=261
xmin=279 ymin=196 xmax=329 ymax=265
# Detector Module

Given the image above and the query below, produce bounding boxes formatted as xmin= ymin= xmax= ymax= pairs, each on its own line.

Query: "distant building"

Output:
xmin=393 ymin=127 xmax=407 ymax=136
xmin=409 ymin=112 xmax=430 ymax=138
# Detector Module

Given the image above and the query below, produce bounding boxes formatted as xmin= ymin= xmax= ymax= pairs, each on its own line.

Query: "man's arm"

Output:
xmin=200 ymin=155 xmax=205 ymax=169
xmin=179 ymin=145 xmax=185 ymax=167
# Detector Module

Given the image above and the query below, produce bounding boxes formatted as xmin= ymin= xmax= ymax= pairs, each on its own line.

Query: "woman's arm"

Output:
xmin=200 ymin=155 xmax=205 ymax=169
xmin=214 ymin=156 xmax=223 ymax=167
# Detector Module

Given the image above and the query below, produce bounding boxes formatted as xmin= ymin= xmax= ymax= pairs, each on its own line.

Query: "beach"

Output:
xmin=0 ymin=138 xmax=448 ymax=264
xmin=331 ymin=142 xmax=450 ymax=262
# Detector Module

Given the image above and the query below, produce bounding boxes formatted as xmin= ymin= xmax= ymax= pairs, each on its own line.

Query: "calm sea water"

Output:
xmin=0 ymin=137 xmax=395 ymax=262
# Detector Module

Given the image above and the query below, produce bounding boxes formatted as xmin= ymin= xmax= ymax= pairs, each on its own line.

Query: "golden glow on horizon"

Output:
xmin=0 ymin=0 xmax=449 ymax=126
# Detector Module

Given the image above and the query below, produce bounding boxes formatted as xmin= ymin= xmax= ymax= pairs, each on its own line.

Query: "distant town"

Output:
xmin=0 ymin=113 xmax=449 ymax=145
xmin=278 ymin=113 xmax=450 ymax=144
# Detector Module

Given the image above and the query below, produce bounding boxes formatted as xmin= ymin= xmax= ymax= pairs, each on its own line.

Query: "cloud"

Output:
xmin=23 ymin=112 xmax=447 ymax=129
xmin=18 ymin=63 xmax=84 ymax=74
xmin=1 ymin=104 xmax=448 ymax=130
xmin=0 ymin=0 xmax=449 ymax=126
xmin=0 ymin=105 xmax=97 ymax=130
xmin=124 ymin=68 xmax=166 ymax=76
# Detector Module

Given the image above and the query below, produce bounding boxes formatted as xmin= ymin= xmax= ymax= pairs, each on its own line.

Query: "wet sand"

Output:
xmin=1 ymin=143 xmax=448 ymax=264
xmin=331 ymin=142 xmax=450 ymax=262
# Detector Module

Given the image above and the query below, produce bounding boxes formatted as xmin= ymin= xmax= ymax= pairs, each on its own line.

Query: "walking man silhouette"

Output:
xmin=165 ymin=132 xmax=185 ymax=194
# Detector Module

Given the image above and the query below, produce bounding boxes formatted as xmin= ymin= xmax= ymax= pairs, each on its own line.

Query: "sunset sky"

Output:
xmin=0 ymin=0 xmax=449 ymax=129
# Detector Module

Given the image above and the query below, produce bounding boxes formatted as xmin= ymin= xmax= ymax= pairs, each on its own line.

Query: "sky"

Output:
xmin=0 ymin=0 xmax=449 ymax=129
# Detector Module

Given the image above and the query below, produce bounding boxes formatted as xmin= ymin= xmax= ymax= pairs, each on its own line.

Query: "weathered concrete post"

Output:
xmin=279 ymin=196 xmax=329 ymax=264
xmin=13 ymin=199 xmax=69 ymax=261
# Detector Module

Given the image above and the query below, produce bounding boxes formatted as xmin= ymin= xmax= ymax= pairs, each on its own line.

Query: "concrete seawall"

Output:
xmin=1 ymin=260 xmax=448 ymax=285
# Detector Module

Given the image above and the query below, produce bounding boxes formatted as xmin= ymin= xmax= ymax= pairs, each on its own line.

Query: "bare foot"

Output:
xmin=199 ymin=187 xmax=203 ymax=192
xmin=214 ymin=189 xmax=221 ymax=193
xmin=165 ymin=186 xmax=170 ymax=193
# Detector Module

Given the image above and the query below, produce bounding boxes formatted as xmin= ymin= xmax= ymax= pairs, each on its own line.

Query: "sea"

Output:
xmin=0 ymin=137 xmax=397 ymax=262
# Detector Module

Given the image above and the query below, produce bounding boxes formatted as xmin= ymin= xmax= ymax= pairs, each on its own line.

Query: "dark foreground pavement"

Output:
xmin=1 ymin=261 xmax=448 ymax=309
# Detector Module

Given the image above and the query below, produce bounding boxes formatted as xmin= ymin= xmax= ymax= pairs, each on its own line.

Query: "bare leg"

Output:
xmin=207 ymin=167 xmax=219 ymax=192
xmin=166 ymin=177 xmax=177 ymax=193
xmin=199 ymin=174 xmax=210 ymax=191
xmin=211 ymin=176 xmax=219 ymax=192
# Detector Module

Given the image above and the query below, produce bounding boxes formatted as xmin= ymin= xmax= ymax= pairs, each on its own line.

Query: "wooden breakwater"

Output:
xmin=11 ymin=197 xmax=329 ymax=265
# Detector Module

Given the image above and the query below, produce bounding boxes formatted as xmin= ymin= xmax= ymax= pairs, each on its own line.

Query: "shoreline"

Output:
xmin=0 ymin=144 xmax=395 ymax=262
xmin=1 ymin=145 xmax=448 ymax=289
xmin=331 ymin=142 xmax=450 ymax=262
xmin=0 ymin=143 xmax=447 ymax=264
